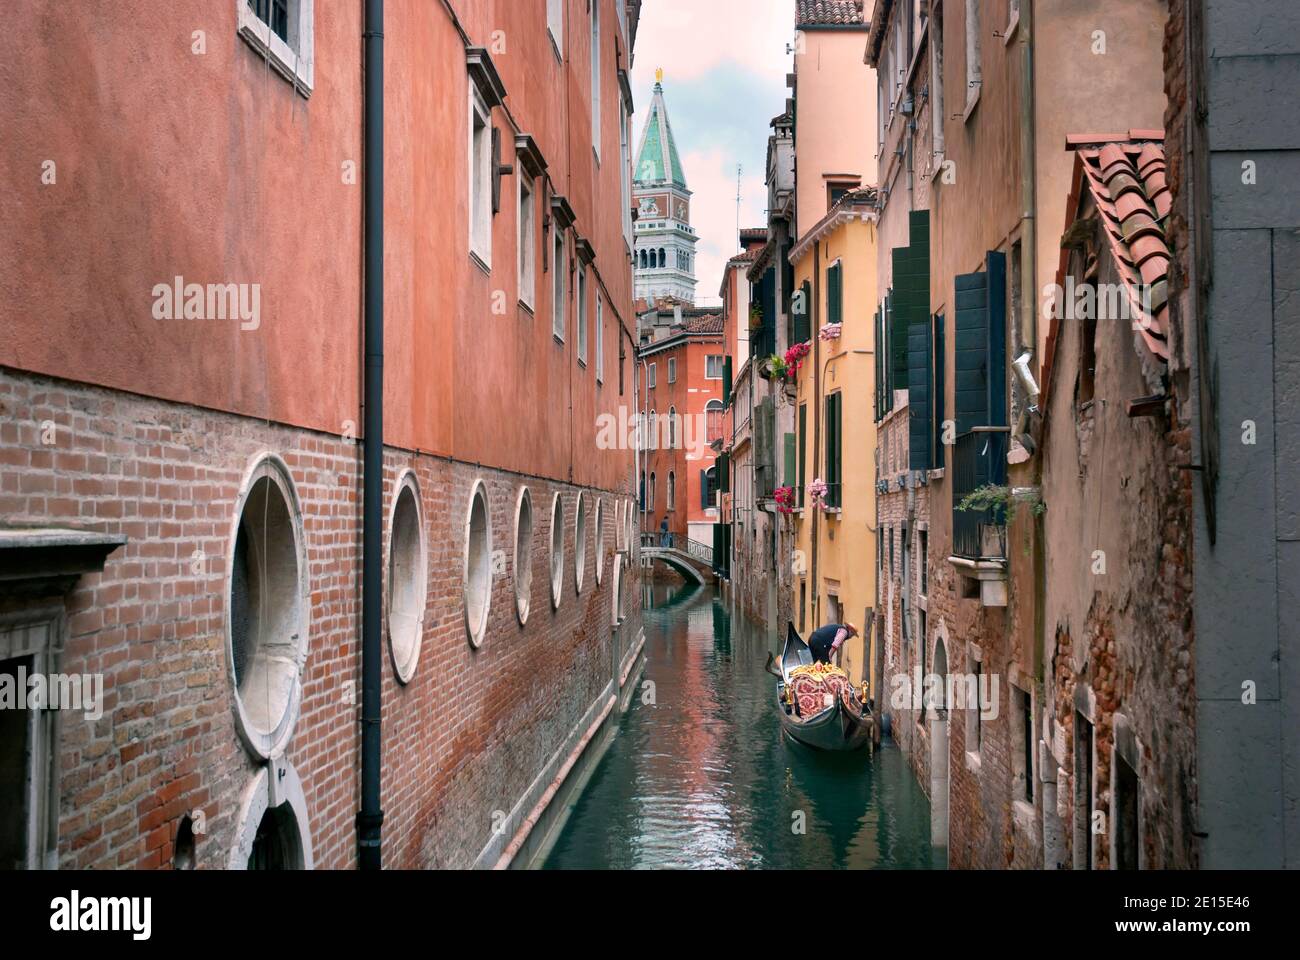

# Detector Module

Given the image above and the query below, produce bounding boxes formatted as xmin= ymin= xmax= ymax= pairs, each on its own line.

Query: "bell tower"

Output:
xmin=633 ymin=71 xmax=698 ymax=304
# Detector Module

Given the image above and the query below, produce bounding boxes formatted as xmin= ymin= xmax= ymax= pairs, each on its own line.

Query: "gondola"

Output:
xmin=767 ymin=623 xmax=874 ymax=751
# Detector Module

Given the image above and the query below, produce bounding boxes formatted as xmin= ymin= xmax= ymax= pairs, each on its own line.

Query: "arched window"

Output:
xmin=649 ymin=408 xmax=658 ymax=450
xmin=668 ymin=472 xmax=676 ymax=511
xmin=702 ymin=466 xmax=718 ymax=508
xmin=668 ymin=405 xmax=677 ymax=449
xmin=648 ymin=472 xmax=656 ymax=512
xmin=658 ymin=247 xmax=666 ymax=266
xmin=639 ymin=470 xmax=646 ymax=511
xmin=706 ymin=399 xmax=725 ymax=443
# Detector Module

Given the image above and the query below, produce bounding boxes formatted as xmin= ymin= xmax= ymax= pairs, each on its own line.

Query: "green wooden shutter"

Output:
xmin=794 ymin=280 xmax=812 ymax=344
xmin=908 ymin=314 xmax=932 ymax=470
xmin=798 ymin=404 xmax=807 ymax=506
xmin=954 ymin=271 xmax=989 ymax=434
xmin=825 ymin=393 xmax=842 ymax=509
xmin=986 ymin=250 xmax=1008 ymax=429
xmin=832 ymin=394 xmax=843 ymax=508
xmin=719 ymin=452 xmax=730 ymax=494
xmin=783 ymin=432 xmax=796 ymax=488
xmin=933 ymin=312 xmax=947 ymax=469
xmin=723 ymin=354 xmax=733 ymax=406
xmin=878 ymin=300 xmax=889 ymax=416
xmin=828 ymin=264 xmax=843 ymax=327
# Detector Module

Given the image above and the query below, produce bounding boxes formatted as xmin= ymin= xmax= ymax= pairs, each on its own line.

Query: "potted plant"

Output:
xmin=758 ymin=354 xmax=787 ymax=382
xmin=748 ymin=304 xmax=764 ymax=331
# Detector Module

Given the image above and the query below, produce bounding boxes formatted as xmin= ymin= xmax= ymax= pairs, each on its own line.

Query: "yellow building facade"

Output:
xmin=789 ymin=192 xmax=880 ymax=692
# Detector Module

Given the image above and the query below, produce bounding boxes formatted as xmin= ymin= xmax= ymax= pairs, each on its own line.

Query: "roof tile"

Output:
xmin=796 ymin=0 xmax=865 ymax=27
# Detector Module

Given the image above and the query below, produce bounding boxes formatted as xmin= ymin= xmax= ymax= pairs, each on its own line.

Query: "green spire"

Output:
xmin=634 ymin=81 xmax=688 ymax=189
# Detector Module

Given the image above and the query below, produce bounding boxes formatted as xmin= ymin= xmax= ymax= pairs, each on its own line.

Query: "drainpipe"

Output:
xmin=1019 ymin=0 xmax=1038 ymax=362
xmin=810 ymin=242 xmax=821 ymax=626
xmin=358 ymin=0 xmax=384 ymax=871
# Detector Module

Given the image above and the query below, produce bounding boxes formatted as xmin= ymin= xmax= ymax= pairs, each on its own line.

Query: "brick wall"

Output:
xmin=0 ymin=368 xmax=640 ymax=869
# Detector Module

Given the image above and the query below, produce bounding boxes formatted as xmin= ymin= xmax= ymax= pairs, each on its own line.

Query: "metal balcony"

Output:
xmin=952 ymin=427 xmax=1010 ymax=561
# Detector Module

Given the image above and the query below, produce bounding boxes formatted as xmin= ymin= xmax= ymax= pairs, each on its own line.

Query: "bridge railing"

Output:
xmin=640 ymin=533 xmax=712 ymax=567
xmin=683 ymin=538 xmax=713 ymax=566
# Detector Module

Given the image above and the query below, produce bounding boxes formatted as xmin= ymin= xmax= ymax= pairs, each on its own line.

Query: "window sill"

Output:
xmin=963 ymin=86 xmax=981 ymax=124
xmin=518 ymin=299 xmax=534 ymax=316
xmin=237 ymin=2 xmax=315 ymax=98
xmin=469 ymin=250 xmax=492 ymax=276
xmin=578 ymin=358 xmax=587 ymax=369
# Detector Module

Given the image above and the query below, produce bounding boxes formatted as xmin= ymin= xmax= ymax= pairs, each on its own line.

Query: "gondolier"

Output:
xmin=808 ymin=622 xmax=857 ymax=665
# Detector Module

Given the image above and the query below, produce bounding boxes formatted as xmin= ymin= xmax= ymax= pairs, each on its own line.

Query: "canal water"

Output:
xmin=543 ymin=582 xmax=945 ymax=869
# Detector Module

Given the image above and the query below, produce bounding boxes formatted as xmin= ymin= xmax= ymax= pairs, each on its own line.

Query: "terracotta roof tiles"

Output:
xmin=1040 ymin=133 xmax=1172 ymax=413
xmin=684 ymin=314 xmax=724 ymax=334
xmin=1073 ymin=135 xmax=1172 ymax=361
xmin=796 ymin=0 xmax=865 ymax=27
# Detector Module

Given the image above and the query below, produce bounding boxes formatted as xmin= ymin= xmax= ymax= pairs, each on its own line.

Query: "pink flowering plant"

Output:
xmin=774 ymin=485 xmax=797 ymax=514
xmin=783 ymin=341 xmax=811 ymax=379
xmin=819 ymin=323 xmax=842 ymax=342
xmin=808 ymin=477 xmax=828 ymax=509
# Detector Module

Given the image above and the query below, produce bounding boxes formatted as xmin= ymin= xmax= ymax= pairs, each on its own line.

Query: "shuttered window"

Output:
xmin=954 ymin=250 xmax=1008 ymax=433
xmin=908 ymin=315 xmax=932 ymax=470
xmin=794 ymin=280 xmax=812 ymax=345
xmin=783 ymin=433 xmax=796 ymax=490
xmin=825 ymin=392 xmax=843 ymax=509
xmin=798 ymin=403 xmax=807 ymax=506
xmin=933 ymin=312 xmax=947 ymax=469
xmin=722 ymin=355 xmax=733 ymax=407
xmin=827 ymin=263 xmax=843 ymax=328
xmin=874 ymin=306 xmax=884 ymax=421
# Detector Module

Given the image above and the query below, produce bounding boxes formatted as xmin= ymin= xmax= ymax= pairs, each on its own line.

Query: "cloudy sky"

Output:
xmin=630 ymin=1 xmax=794 ymax=308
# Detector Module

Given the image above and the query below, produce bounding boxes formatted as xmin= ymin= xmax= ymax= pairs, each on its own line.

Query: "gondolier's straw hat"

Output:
xmin=845 ymin=622 xmax=858 ymax=636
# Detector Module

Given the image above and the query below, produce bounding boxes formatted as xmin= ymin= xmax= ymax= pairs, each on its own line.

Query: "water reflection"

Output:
xmin=543 ymin=582 xmax=944 ymax=870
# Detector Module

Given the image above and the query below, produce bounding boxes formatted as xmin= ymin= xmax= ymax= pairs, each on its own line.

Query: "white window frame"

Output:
xmin=547 ymin=0 xmax=564 ymax=60
xmin=469 ymin=86 xmax=492 ymax=268
xmin=595 ymin=294 xmax=605 ymax=384
xmin=237 ymin=0 xmax=315 ymax=97
xmin=518 ymin=172 xmax=536 ymax=308
xmin=648 ymin=362 xmax=657 ymax=388
xmin=964 ymin=0 xmax=983 ymax=117
xmin=1 ymin=607 xmax=64 ymax=869
xmin=620 ymin=100 xmax=633 ymax=248
xmin=705 ymin=354 xmax=724 ymax=380
xmin=668 ymin=357 xmax=677 ymax=383
xmin=590 ymin=0 xmax=601 ymax=159
xmin=552 ymin=228 xmax=567 ymax=341
xmin=577 ymin=266 xmax=589 ymax=366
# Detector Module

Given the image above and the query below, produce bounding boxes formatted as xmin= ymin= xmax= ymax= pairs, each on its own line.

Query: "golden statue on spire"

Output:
xmin=655 ymin=67 xmax=664 ymax=84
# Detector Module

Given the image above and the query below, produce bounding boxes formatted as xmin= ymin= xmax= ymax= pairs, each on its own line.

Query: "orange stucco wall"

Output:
xmin=0 ymin=0 xmax=637 ymax=495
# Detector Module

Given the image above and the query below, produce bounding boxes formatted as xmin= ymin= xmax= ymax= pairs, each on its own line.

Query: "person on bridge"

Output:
xmin=808 ymin=622 xmax=857 ymax=666
xmin=659 ymin=516 xmax=671 ymax=548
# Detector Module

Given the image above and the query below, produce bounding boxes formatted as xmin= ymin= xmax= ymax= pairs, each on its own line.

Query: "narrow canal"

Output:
xmin=543 ymin=582 xmax=945 ymax=869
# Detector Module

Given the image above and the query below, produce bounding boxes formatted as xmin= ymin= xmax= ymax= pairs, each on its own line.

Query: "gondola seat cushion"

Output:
xmin=790 ymin=674 xmax=834 ymax=717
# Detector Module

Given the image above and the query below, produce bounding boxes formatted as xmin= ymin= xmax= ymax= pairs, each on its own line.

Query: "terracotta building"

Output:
xmin=0 ymin=0 xmax=644 ymax=870
xmin=637 ymin=303 xmax=726 ymax=550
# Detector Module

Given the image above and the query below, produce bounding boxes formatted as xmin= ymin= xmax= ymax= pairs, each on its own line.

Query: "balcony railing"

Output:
xmin=952 ymin=427 xmax=1010 ymax=560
